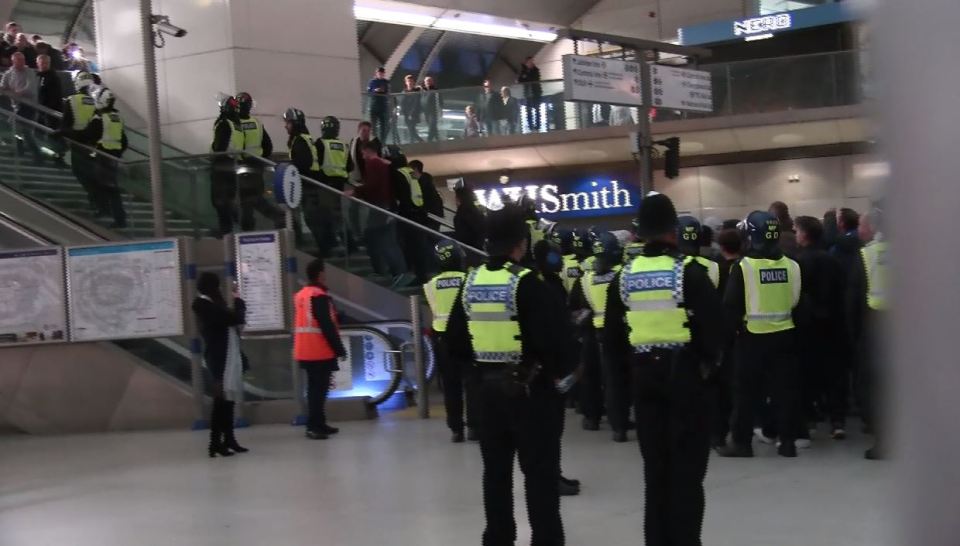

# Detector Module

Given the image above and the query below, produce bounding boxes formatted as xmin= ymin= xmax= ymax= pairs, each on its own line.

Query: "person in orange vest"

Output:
xmin=294 ymin=258 xmax=347 ymax=440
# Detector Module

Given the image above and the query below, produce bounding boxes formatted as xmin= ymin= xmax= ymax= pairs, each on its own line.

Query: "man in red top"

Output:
xmin=294 ymin=259 xmax=347 ymax=440
xmin=349 ymin=142 xmax=408 ymax=285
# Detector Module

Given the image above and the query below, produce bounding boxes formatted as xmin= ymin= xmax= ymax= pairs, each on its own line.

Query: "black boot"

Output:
xmin=223 ymin=401 xmax=248 ymax=453
xmin=208 ymin=399 xmax=234 ymax=458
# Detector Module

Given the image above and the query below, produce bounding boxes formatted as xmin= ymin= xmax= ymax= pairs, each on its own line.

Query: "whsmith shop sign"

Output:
xmin=471 ymin=175 xmax=641 ymax=220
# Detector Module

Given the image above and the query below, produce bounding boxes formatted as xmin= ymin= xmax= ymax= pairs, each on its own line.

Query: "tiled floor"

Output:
xmin=0 ymin=412 xmax=891 ymax=546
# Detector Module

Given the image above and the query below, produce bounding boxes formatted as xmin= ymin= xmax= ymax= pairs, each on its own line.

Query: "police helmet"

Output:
xmin=283 ymin=107 xmax=306 ymax=129
xmin=592 ymin=231 xmax=623 ymax=274
xmin=235 ymin=92 xmax=254 ymax=116
xmin=677 ymin=215 xmax=702 ymax=254
xmin=550 ymin=227 xmax=575 ymax=255
xmin=94 ymin=88 xmax=116 ymax=111
xmin=740 ymin=210 xmax=780 ymax=251
xmin=572 ymin=228 xmax=595 ymax=258
xmin=534 ymin=239 xmax=563 ymax=275
xmin=219 ymin=95 xmax=239 ymax=116
xmin=320 ymin=116 xmax=340 ymax=139
xmin=73 ymin=71 xmax=95 ymax=92
xmin=434 ymin=239 xmax=465 ymax=272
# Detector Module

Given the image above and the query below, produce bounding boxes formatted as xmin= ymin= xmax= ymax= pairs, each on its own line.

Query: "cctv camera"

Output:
xmin=150 ymin=15 xmax=187 ymax=38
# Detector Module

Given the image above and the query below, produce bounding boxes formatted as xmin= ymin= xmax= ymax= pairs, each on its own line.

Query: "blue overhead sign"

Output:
xmin=679 ymin=3 xmax=858 ymax=45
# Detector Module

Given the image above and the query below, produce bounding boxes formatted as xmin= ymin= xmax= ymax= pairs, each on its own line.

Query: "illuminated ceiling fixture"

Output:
xmin=353 ymin=0 xmax=558 ymax=43
xmin=744 ymin=33 xmax=775 ymax=41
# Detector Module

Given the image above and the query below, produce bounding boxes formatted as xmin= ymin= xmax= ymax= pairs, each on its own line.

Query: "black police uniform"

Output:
xmin=288 ymin=130 xmax=331 ymax=257
xmin=210 ymin=115 xmax=239 ymax=235
xmin=445 ymin=257 xmax=567 ymax=546
xmin=568 ymin=274 xmax=605 ymax=430
xmin=237 ymin=115 xmax=281 ymax=231
xmin=605 ymin=241 xmax=724 ymax=546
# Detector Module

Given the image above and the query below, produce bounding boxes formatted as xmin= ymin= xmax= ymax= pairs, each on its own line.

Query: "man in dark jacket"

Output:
xmin=453 ymin=184 xmax=485 ymax=267
xmin=422 ymin=76 xmax=442 ymax=142
xmin=518 ymin=57 xmax=543 ymax=132
xmin=477 ymin=79 xmax=501 ymax=136
xmin=35 ymin=54 xmax=61 ymax=126
xmin=831 ymin=207 xmax=863 ymax=275
xmin=284 ymin=107 xmax=333 ymax=257
xmin=409 ymin=160 xmax=443 ymax=231
xmin=795 ymin=215 xmax=849 ymax=439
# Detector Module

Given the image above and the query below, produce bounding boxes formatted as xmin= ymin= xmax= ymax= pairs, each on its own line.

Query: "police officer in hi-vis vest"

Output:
xmin=553 ymin=228 xmax=581 ymax=296
xmin=293 ymin=259 xmax=347 ymax=440
xmin=604 ymin=192 xmax=724 ymax=546
xmin=58 ymin=71 xmax=99 ymax=215
xmin=234 ymin=92 xmax=282 ymax=232
xmin=848 ymin=203 xmax=887 ymax=460
xmin=678 ymin=216 xmax=720 ymax=289
xmin=80 ymin=88 xmax=128 ymax=229
xmin=315 ymin=116 xmax=356 ymax=251
xmin=423 ymin=240 xmax=478 ymax=443
xmin=210 ymin=96 xmax=243 ymax=236
xmin=718 ymin=211 xmax=804 ymax=459
xmin=580 ymin=231 xmax=631 ymax=443
xmin=445 ymin=203 xmax=569 ymax=546
xmin=570 ymin=228 xmax=604 ymax=431
xmin=284 ymin=107 xmax=331 ymax=258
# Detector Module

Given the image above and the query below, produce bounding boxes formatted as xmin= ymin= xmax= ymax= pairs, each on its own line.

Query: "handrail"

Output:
xmin=1 ymin=105 xmax=128 ymax=162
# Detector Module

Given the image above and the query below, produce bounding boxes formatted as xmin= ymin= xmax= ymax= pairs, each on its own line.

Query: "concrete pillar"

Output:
xmin=94 ymin=0 xmax=362 ymax=153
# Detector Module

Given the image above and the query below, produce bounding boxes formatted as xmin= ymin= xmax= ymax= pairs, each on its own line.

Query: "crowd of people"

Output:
xmin=0 ymin=21 xmax=96 ymax=72
xmin=418 ymin=193 xmax=887 ymax=544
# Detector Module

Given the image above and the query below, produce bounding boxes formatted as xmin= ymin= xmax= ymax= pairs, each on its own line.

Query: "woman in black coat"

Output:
xmin=192 ymin=272 xmax=248 ymax=457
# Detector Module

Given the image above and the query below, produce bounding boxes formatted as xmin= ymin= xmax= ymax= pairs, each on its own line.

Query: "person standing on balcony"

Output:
xmin=499 ymin=86 xmax=520 ymax=135
xmin=400 ymin=74 xmax=423 ymax=143
xmin=209 ymin=96 xmax=243 ymax=237
xmin=235 ymin=92 xmax=282 ymax=232
xmin=421 ymin=76 xmax=442 ymax=142
xmin=367 ymin=67 xmax=391 ymax=144
xmin=463 ymin=105 xmax=482 ymax=138
xmin=518 ymin=57 xmax=542 ymax=132
xmin=477 ymin=79 xmax=501 ymax=136
xmin=80 ymin=88 xmax=128 ymax=229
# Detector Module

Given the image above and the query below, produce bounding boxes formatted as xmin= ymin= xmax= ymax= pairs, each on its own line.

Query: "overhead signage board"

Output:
xmin=562 ymin=54 xmax=643 ymax=107
xmin=0 ymin=246 xmax=68 ymax=345
xmin=650 ymin=65 xmax=714 ymax=112
xmin=235 ymin=231 xmax=285 ymax=333
xmin=471 ymin=175 xmax=642 ymax=220
xmin=678 ymin=3 xmax=857 ymax=45
xmin=66 ymin=240 xmax=184 ymax=342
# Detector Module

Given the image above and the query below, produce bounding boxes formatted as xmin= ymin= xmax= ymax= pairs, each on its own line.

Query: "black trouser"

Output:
xmin=370 ymin=106 xmax=389 ymax=143
xmin=710 ymin=338 xmax=736 ymax=446
xmin=800 ymin=325 xmax=848 ymax=428
xmin=72 ymin=149 xmax=100 ymax=213
xmin=435 ymin=335 xmax=478 ymax=434
xmin=425 ymin=112 xmax=439 ymax=142
xmin=857 ymin=311 xmax=883 ymax=440
xmin=96 ymin=153 xmax=126 ymax=226
xmin=210 ymin=396 xmax=237 ymax=448
xmin=599 ymin=340 xmax=630 ymax=433
xmin=578 ymin=327 xmax=603 ymax=424
xmin=398 ymin=221 xmax=430 ymax=283
xmin=478 ymin=370 xmax=564 ymax=546
xmin=633 ymin=348 xmax=711 ymax=546
xmin=301 ymin=363 xmax=333 ymax=432
xmin=238 ymin=169 xmax=281 ymax=231
xmin=730 ymin=330 xmax=801 ymax=447
xmin=403 ymin=111 xmax=421 ymax=142
xmin=525 ymin=97 xmax=542 ymax=131
xmin=301 ymin=185 xmax=337 ymax=257
xmin=210 ymin=167 xmax=237 ymax=235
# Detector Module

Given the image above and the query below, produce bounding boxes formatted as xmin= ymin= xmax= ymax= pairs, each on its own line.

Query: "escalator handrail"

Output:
xmin=0 ymin=103 xmax=133 ymax=163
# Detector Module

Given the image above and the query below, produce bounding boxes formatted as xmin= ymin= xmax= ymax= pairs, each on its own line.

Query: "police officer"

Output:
xmin=604 ymin=192 xmax=724 ymax=546
xmin=678 ymin=216 xmax=720 ymax=288
xmin=718 ymin=211 xmax=804 ymax=458
xmin=519 ymin=195 xmax=545 ymax=266
xmin=81 ymin=88 xmax=127 ymax=229
xmin=848 ymin=204 xmax=887 ymax=460
xmin=445 ymin=202 xmax=568 ymax=545
xmin=570 ymin=227 xmax=603 ymax=431
xmin=235 ymin=92 xmax=281 ymax=231
xmin=315 ymin=116 xmax=356 ymax=252
xmin=210 ymin=96 xmax=243 ymax=236
xmin=393 ymin=150 xmax=431 ymax=283
xmin=284 ymin=107 xmax=331 ymax=258
xmin=423 ymin=240 xmax=478 ymax=443
xmin=552 ymin=227 xmax=581 ymax=295
xmin=58 ymin=71 xmax=99 ymax=215
xmin=580 ymin=231 xmax=631 ymax=442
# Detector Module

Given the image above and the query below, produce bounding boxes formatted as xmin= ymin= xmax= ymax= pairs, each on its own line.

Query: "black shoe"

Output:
xmin=451 ymin=431 xmax=465 ymax=443
xmin=778 ymin=443 xmax=798 ymax=458
xmin=466 ymin=428 xmax=479 ymax=442
xmin=560 ymin=476 xmax=581 ymax=488
xmin=582 ymin=418 xmax=600 ymax=431
xmin=225 ymin=440 xmax=249 ymax=453
xmin=305 ymin=430 xmax=329 ymax=440
xmin=715 ymin=443 xmax=754 ymax=458
xmin=321 ymin=425 xmax=340 ymax=435
xmin=865 ymin=446 xmax=884 ymax=460
xmin=612 ymin=430 xmax=628 ymax=443
xmin=831 ymin=427 xmax=847 ymax=440
xmin=208 ymin=444 xmax=234 ymax=458
xmin=559 ymin=479 xmax=580 ymax=496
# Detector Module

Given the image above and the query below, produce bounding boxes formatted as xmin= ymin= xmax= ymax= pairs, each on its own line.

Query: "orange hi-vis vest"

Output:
xmin=294 ymin=285 xmax=338 ymax=361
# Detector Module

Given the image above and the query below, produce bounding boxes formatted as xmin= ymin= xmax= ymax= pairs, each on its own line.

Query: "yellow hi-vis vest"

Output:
xmin=462 ymin=264 xmax=531 ymax=363
xmin=620 ymin=255 xmax=691 ymax=351
xmin=68 ymin=94 xmax=96 ymax=131
xmin=290 ymin=133 xmax=320 ymax=172
xmin=581 ymin=256 xmax=596 ymax=274
xmin=424 ymin=271 xmax=466 ymax=333
xmin=739 ymin=256 xmax=801 ymax=334
xmin=685 ymin=256 xmax=720 ymax=288
xmin=213 ymin=118 xmax=244 ymax=158
xmin=240 ymin=116 xmax=264 ymax=157
xmin=527 ymin=219 xmax=544 ymax=248
xmin=397 ymin=166 xmax=424 ymax=207
xmin=97 ymin=112 xmax=124 ymax=151
xmin=561 ymin=254 xmax=581 ymax=294
xmin=861 ymin=240 xmax=888 ymax=311
xmin=320 ymin=138 xmax=348 ymax=178
xmin=583 ymin=265 xmax=621 ymax=329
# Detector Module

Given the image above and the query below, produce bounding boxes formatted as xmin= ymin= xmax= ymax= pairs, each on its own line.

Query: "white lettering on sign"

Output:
xmin=624 ymin=271 xmax=675 ymax=292
xmin=759 ymin=268 xmax=789 ymax=284
xmin=733 ymin=14 xmax=792 ymax=36
xmin=474 ymin=181 xmax=634 ymax=216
